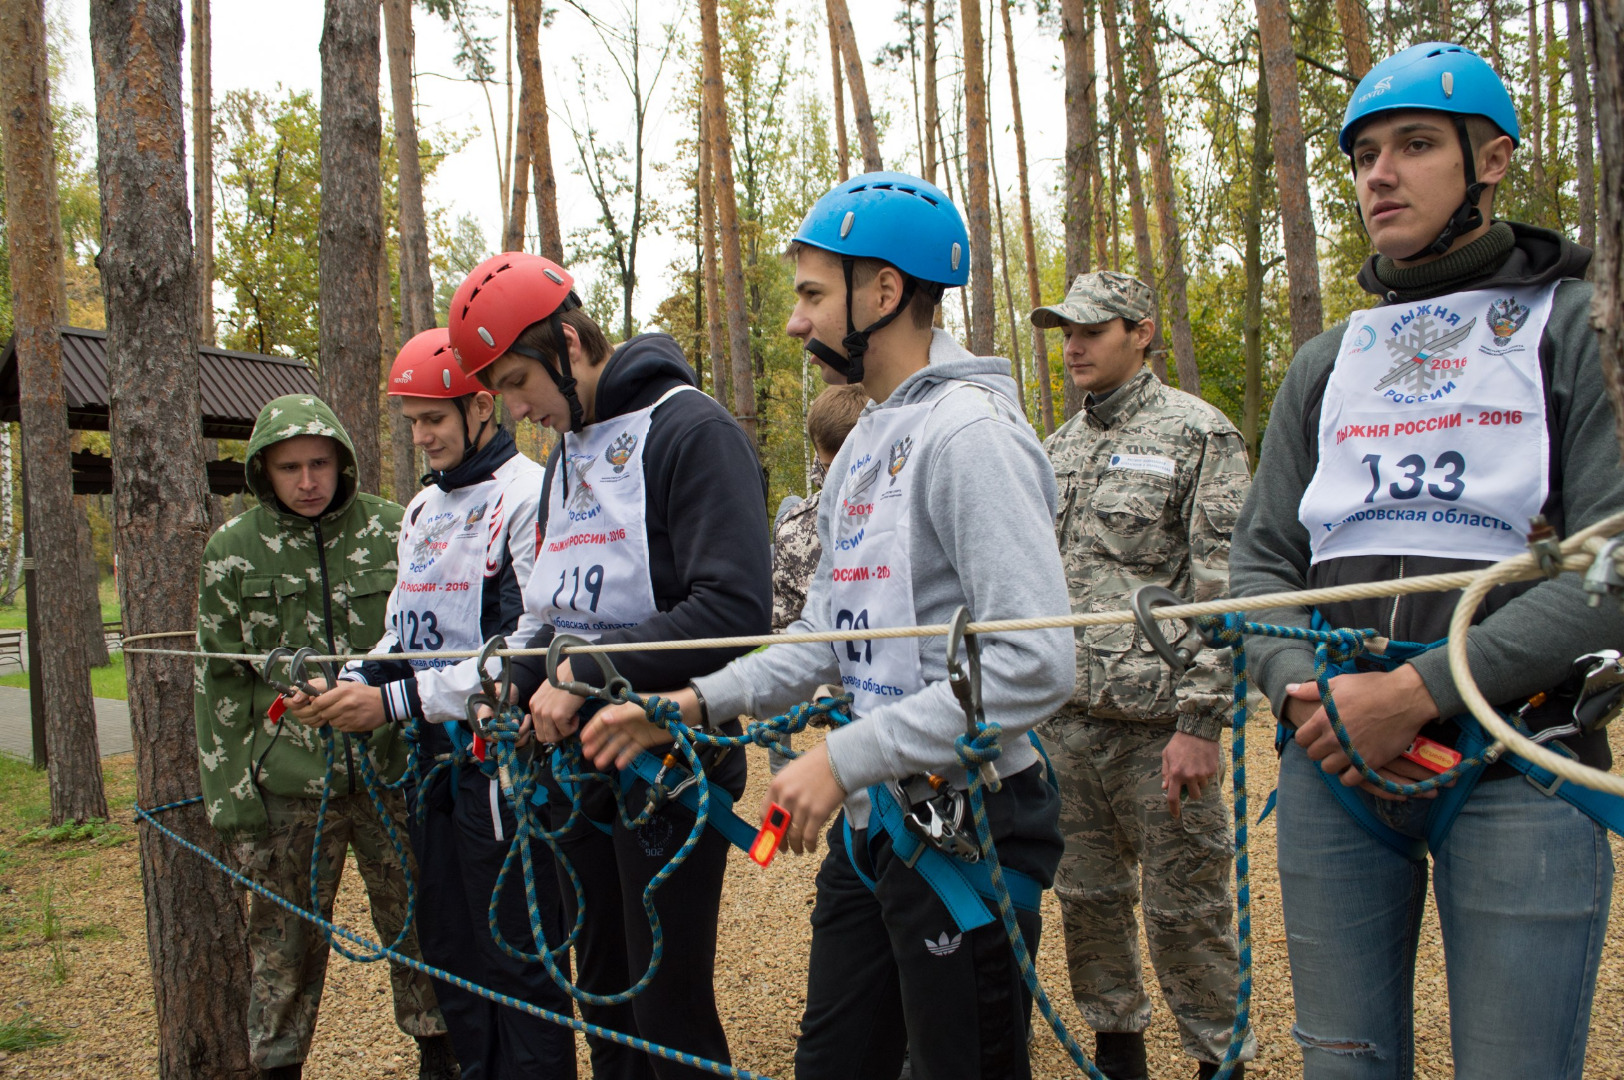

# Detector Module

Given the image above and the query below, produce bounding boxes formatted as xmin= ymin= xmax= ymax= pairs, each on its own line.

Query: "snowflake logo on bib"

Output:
xmin=887 ymin=436 xmax=913 ymax=486
xmin=1372 ymin=314 xmax=1476 ymax=397
xmin=565 ymin=453 xmax=601 ymax=518
xmin=1487 ymin=297 xmax=1531 ymax=346
xmin=408 ymin=512 xmax=460 ymax=573
xmin=607 ymin=432 xmax=637 ymax=473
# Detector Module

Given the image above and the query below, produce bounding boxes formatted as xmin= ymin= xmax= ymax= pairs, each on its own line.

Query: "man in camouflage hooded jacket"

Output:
xmin=1033 ymin=273 xmax=1253 ymax=1080
xmin=195 ymin=393 xmax=454 ymax=1079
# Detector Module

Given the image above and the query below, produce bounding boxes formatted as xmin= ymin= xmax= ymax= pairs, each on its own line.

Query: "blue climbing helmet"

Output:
xmin=1339 ymin=43 xmax=1520 ymax=260
xmin=791 ymin=171 xmax=969 ymax=383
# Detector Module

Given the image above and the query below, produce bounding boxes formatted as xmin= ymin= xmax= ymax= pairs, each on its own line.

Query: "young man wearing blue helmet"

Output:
xmin=591 ymin=172 xmax=1075 ymax=1080
xmin=1230 ymin=44 xmax=1624 ymax=1077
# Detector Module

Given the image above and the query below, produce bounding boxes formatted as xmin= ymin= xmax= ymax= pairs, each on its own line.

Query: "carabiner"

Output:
xmin=547 ymin=633 xmax=633 ymax=704
xmin=946 ymin=607 xmax=997 ymax=788
xmin=288 ymin=647 xmax=337 ymax=697
xmin=262 ymin=646 xmax=298 ymax=695
xmin=1129 ymin=585 xmax=1203 ymax=680
xmin=464 ymin=635 xmax=513 ymax=740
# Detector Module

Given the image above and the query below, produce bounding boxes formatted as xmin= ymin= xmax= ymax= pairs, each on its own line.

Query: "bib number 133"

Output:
xmin=1361 ymin=450 xmax=1466 ymax=504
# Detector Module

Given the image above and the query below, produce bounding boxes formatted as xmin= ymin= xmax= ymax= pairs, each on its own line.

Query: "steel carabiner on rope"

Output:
xmin=1129 ymin=585 xmax=1204 ymax=680
xmin=546 ymin=633 xmax=633 ymax=704
xmin=946 ymin=606 xmax=997 ymax=788
xmin=288 ymin=646 xmax=338 ymax=697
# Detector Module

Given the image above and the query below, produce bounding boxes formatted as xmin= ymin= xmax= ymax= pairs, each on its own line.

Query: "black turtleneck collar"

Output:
xmin=1356 ymin=220 xmax=1591 ymax=306
xmin=426 ymin=426 xmax=517 ymax=492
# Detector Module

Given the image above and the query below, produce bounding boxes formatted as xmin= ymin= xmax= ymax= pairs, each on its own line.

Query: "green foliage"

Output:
xmin=0 ymin=1010 xmax=68 ymax=1053
xmin=214 ymin=89 xmax=323 ymax=361
xmin=18 ymin=818 xmax=123 ymax=845
xmin=212 ymin=88 xmax=465 ymax=365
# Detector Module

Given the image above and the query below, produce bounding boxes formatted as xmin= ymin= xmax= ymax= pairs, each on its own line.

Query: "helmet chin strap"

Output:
xmin=1405 ymin=117 xmax=1486 ymax=262
xmin=454 ymin=395 xmax=491 ymax=456
xmin=508 ymin=293 xmax=587 ymax=432
xmin=803 ymin=256 xmax=917 ymax=385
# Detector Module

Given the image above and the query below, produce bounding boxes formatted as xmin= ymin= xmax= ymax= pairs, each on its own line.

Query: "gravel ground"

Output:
xmin=4 ymin=723 xmax=1624 ymax=1078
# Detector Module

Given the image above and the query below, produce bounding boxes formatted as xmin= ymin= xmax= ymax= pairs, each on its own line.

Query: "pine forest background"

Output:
xmin=0 ymin=0 xmax=1603 ymax=583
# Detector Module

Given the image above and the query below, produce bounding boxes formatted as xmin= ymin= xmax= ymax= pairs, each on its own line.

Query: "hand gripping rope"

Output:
xmin=130 ymin=511 xmax=1624 ymax=1079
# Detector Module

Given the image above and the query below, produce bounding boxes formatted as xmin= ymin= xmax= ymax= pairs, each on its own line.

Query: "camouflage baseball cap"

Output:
xmin=1030 ymin=271 xmax=1155 ymax=329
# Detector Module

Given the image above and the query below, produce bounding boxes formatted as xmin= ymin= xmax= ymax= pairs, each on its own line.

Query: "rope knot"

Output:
xmin=955 ymin=724 xmax=1004 ymax=771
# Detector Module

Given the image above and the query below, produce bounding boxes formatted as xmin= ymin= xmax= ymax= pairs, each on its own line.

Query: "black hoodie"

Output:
xmin=1230 ymin=222 xmax=1624 ymax=768
xmin=508 ymin=332 xmax=772 ymax=703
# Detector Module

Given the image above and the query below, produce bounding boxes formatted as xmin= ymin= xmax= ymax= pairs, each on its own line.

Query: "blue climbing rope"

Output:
xmin=131 ymin=794 xmax=777 ymax=1080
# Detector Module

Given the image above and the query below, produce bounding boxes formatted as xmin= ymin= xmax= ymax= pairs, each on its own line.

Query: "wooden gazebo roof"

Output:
xmin=0 ymin=327 xmax=319 ymax=439
xmin=0 ymin=327 xmax=320 ymax=494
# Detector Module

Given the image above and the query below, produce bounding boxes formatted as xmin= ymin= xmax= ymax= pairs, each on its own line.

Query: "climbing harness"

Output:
xmin=127 ymin=510 xmax=1624 ymax=1080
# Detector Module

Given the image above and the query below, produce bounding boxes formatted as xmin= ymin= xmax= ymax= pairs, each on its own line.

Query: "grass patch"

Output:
xmin=0 ymin=1010 xmax=68 ymax=1052
xmin=0 ymin=660 xmax=128 ymax=700
xmin=0 ymin=576 xmax=119 ymax=631
xmin=0 ymin=753 xmax=49 ymax=832
xmin=70 ymin=921 xmax=119 ymax=941
xmin=19 ymin=818 xmax=122 ymax=845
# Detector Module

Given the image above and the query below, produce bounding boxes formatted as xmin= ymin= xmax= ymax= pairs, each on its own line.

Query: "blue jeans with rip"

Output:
xmin=1275 ymin=740 xmax=1612 ymax=1079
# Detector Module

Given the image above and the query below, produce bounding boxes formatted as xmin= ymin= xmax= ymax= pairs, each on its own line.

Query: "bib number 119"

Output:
xmin=553 ymin=564 xmax=605 ymax=612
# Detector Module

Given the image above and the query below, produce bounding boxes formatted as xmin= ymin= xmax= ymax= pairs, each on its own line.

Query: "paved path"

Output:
xmin=0 ymin=685 xmax=132 ymax=761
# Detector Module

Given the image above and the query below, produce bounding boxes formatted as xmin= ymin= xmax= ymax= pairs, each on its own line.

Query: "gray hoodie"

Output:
xmin=694 ymin=330 xmax=1075 ymax=827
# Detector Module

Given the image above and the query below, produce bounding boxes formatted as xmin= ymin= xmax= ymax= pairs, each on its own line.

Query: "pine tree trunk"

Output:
xmin=1569 ymin=0 xmax=1597 ymax=248
xmin=1243 ymin=57 xmax=1271 ymax=467
xmin=1491 ymin=0 xmax=1503 ymax=72
xmin=1007 ymin=0 xmax=1053 ymax=434
xmin=1335 ymin=0 xmax=1372 ymax=81
xmin=1439 ymin=0 xmax=1453 ymax=39
xmin=961 ymin=0 xmax=994 ymax=355
xmin=828 ymin=0 xmax=883 ymax=171
xmin=379 ymin=205 xmax=412 ymax=502
xmin=825 ymin=0 xmax=850 ymax=182
xmin=74 ymin=497 xmax=108 ymax=669
xmin=89 ymin=0 xmax=256 ymax=1074
xmin=518 ymin=0 xmax=562 ymax=262
xmin=700 ymin=0 xmax=756 ymax=446
xmin=698 ymin=103 xmax=728 ymax=407
xmin=923 ymin=0 xmax=938 ymax=183
xmin=1128 ymin=0 xmax=1198 ymax=396
xmin=1547 ymin=0 xmax=1561 ymax=177
xmin=504 ymin=118 xmax=531 ymax=252
xmin=1531 ymin=0 xmax=1547 ymax=205
xmin=1256 ymin=0 xmax=1324 ymax=353
xmin=2 ymin=0 xmax=105 ymax=823
xmin=505 ymin=0 xmax=547 ymax=254
xmin=1589 ymin=0 xmax=1624 ymax=456
xmin=320 ymin=0 xmax=384 ymax=494
xmin=382 ymin=0 xmax=429 ymax=496
xmin=1100 ymin=0 xmax=1166 ymax=387
xmin=1083 ymin=0 xmax=1108 ymax=267
xmin=1060 ymin=0 xmax=1093 ymax=278
xmin=985 ymin=2 xmax=1023 ymax=411
xmin=190 ymin=0 xmax=213 ymax=341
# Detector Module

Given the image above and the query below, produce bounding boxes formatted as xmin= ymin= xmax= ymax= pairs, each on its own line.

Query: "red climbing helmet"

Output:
xmin=448 ymin=252 xmax=585 ymax=429
xmin=387 ymin=328 xmax=484 ymax=399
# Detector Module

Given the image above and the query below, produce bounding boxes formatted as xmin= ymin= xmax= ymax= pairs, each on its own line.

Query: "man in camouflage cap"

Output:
xmin=1033 ymin=272 xmax=1254 ymax=1080
xmin=194 ymin=394 xmax=457 ymax=1080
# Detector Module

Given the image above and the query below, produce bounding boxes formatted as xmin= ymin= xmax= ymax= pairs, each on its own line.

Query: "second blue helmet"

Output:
xmin=792 ymin=171 xmax=970 ymax=288
xmin=1340 ymin=42 xmax=1520 ymax=154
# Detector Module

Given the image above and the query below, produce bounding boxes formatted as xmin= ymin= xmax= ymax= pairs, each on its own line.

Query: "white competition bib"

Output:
xmin=530 ymin=386 xmax=697 ymax=640
xmin=1299 ymin=283 xmax=1556 ymax=565
xmin=395 ymin=484 xmax=497 ymax=669
xmin=829 ymin=383 xmax=998 ymax=717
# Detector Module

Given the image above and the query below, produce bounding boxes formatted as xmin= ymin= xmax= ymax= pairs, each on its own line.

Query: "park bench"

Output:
xmin=0 ymin=629 xmax=22 ymax=673
xmin=103 ymin=620 xmax=123 ymax=651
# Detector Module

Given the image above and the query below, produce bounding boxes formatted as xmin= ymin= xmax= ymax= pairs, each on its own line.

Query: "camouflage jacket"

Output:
xmin=1044 ymin=368 xmax=1250 ymax=739
xmin=771 ymin=490 xmax=822 ymax=632
xmin=194 ymin=394 xmax=406 ymax=841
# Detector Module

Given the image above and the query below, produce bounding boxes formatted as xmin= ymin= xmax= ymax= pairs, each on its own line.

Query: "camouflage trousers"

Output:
xmin=233 ymin=789 xmax=447 ymax=1069
xmin=1039 ymin=714 xmax=1254 ymax=1064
